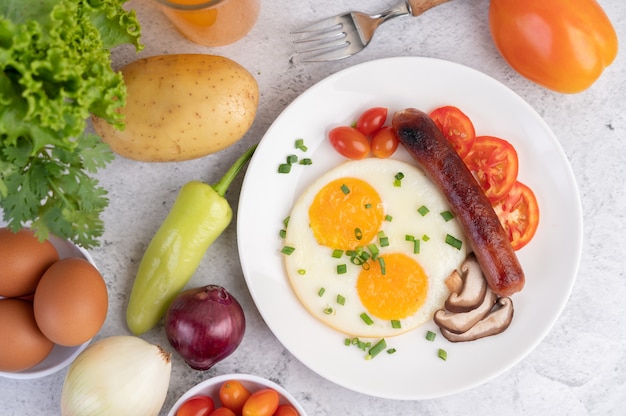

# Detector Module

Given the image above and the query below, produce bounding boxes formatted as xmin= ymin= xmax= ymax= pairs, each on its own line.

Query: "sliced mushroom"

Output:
xmin=445 ymin=253 xmax=487 ymax=313
xmin=433 ymin=287 xmax=497 ymax=334
xmin=440 ymin=297 xmax=514 ymax=342
xmin=444 ymin=269 xmax=463 ymax=294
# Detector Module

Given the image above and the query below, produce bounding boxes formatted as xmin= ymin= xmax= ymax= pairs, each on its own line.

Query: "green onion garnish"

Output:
xmin=324 ymin=307 xmax=333 ymax=315
xmin=331 ymin=249 xmax=343 ymax=258
xmin=379 ymin=236 xmax=389 ymax=247
xmin=299 ymin=158 xmax=313 ymax=165
xmin=337 ymin=264 xmax=347 ymax=274
xmin=387 ymin=348 xmax=397 ymax=355
xmin=344 ymin=338 xmax=351 ymax=346
xmin=279 ymin=229 xmax=286 ymax=238
xmin=354 ymin=228 xmax=363 ymax=240
xmin=367 ymin=244 xmax=379 ymax=259
xmin=283 ymin=216 xmax=290 ymax=228
xmin=287 ymin=154 xmax=298 ymax=164
xmin=364 ymin=203 xmax=372 ymax=209
xmin=445 ymin=234 xmax=463 ymax=250
xmin=337 ymin=294 xmax=346 ymax=305
xmin=393 ymin=172 xmax=404 ymax=187
xmin=278 ymin=163 xmax=291 ymax=174
xmin=378 ymin=257 xmax=386 ymax=275
xmin=391 ymin=320 xmax=401 ymax=329
xmin=438 ymin=348 xmax=447 ymax=361
xmin=281 ymin=246 xmax=295 ymax=255
xmin=295 ymin=138 xmax=308 ymax=152
xmin=317 ymin=287 xmax=325 ymax=297
xmin=405 ymin=234 xmax=415 ymax=241
xmin=367 ymin=338 xmax=387 ymax=359
xmin=422 ymin=234 xmax=430 ymax=242
xmin=440 ymin=211 xmax=455 ymax=222
xmin=426 ymin=330 xmax=436 ymax=341
xmin=341 ymin=184 xmax=350 ymax=194
xmin=297 ymin=269 xmax=306 ymax=275
xmin=417 ymin=205 xmax=430 ymax=216
xmin=385 ymin=214 xmax=393 ymax=222
xmin=360 ymin=313 xmax=374 ymax=325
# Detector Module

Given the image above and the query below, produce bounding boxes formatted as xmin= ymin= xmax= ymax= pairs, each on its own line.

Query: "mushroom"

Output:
xmin=433 ymin=287 xmax=497 ymax=334
xmin=440 ymin=297 xmax=514 ymax=342
xmin=445 ymin=253 xmax=487 ymax=313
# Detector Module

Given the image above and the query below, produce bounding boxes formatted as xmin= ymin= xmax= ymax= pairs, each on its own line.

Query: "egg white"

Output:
xmin=283 ymin=158 xmax=467 ymax=338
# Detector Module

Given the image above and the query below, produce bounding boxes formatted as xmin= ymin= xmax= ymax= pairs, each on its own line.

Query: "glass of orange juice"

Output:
xmin=155 ymin=0 xmax=260 ymax=47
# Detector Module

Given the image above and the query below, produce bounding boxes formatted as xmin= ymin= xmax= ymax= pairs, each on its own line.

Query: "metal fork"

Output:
xmin=292 ymin=0 xmax=451 ymax=62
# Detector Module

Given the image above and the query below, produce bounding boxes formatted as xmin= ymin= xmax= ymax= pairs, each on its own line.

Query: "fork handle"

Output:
xmin=407 ymin=0 xmax=451 ymax=16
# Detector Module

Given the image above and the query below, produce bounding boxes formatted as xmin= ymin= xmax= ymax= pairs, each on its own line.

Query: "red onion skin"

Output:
xmin=165 ymin=285 xmax=245 ymax=370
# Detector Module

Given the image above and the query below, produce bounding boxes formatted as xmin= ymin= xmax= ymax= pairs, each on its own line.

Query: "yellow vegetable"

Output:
xmin=93 ymin=54 xmax=258 ymax=162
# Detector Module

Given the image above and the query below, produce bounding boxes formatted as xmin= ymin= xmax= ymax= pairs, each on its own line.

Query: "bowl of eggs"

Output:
xmin=168 ymin=373 xmax=307 ymax=416
xmin=0 ymin=228 xmax=108 ymax=379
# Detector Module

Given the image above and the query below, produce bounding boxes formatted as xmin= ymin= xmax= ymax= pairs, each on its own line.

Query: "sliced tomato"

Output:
xmin=355 ymin=107 xmax=388 ymax=136
xmin=492 ymin=181 xmax=540 ymax=250
xmin=429 ymin=105 xmax=476 ymax=158
xmin=328 ymin=126 xmax=370 ymax=159
xmin=463 ymin=135 xmax=518 ymax=202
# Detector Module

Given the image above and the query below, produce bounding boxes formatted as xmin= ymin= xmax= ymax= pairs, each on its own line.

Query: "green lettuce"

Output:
xmin=0 ymin=0 xmax=143 ymax=248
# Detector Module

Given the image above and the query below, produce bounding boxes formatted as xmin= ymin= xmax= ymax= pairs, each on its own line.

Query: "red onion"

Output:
xmin=165 ymin=285 xmax=245 ymax=370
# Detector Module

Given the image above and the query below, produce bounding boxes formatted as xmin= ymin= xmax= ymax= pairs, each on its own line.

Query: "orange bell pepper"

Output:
xmin=489 ymin=0 xmax=618 ymax=93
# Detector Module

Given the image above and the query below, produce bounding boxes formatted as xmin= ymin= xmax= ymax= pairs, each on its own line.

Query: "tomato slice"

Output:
xmin=355 ymin=107 xmax=388 ymax=136
xmin=429 ymin=106 xmax=476 ymax=158
xmin=492 ymin=181 xmax=539 ymax=250
xmin=463 ymin=135 xmax=518 ymax=202
xmin=328 ymin=126 xmax=370 ymax=159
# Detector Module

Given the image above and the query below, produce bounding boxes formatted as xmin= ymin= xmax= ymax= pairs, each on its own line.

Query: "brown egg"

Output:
xmin=33 ymin=258 xmax=108 ymax=347
xmin=0 ymin=298 xmax=55 ymax=372
xmin=0 ymin=228 xmax=60 ymax=297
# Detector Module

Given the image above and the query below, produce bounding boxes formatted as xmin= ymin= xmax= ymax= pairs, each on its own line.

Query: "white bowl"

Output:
xmin=0 ymin=234 xmax=96 ymax=380
xmin=168 ymin=373 xmax=308 ymax=416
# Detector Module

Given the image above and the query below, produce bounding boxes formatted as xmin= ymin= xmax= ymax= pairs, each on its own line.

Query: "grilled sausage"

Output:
xmin=392 ymin=108 xmax=524 ymax=297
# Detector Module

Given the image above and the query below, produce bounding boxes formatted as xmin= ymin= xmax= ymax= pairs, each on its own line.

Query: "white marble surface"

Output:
xmin=2 ymin=0 xmax=625 ymax=414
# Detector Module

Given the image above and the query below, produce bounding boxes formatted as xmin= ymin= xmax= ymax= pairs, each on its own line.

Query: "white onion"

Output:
xmin=60 ymin=335 xmax=171 ymax=416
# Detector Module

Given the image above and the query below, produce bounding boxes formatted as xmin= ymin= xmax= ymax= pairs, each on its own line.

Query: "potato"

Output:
xmin=93 ymin=54 xmax=258 ymax=162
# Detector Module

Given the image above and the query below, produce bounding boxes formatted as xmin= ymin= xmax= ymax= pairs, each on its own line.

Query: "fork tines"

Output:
xmin=291 ymin=18 xmax=355 ymax=62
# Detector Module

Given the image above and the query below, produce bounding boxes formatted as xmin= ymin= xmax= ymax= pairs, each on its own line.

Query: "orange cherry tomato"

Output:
xmin=492 ymin=181 xmax=540 ymax=250
xmin=463 ymin=135 xmax=518 ymax=203
xmin=328 ymin=126 xmax=370 ymax=159
xmin=429 ymin=106 xmax=476 ymax=158
xmin=209 ymin=408 xmax=236 ymax=416
xmin=273 ymin=404 xmax=300 ymax=416
xmin=242 ymin=388 xmax=280 ymax=416
xmin=355 ymin=107 xmax=388 ymax=136
xmin=371 ymin=126 xmax=399 ymax=158
xmin=489 ymin=0 xmax=618 ymax=93
xmin=176 ymin=396 xmax=215 ymax=416
xmin=219 ymin=380 xmax=252 ymax=414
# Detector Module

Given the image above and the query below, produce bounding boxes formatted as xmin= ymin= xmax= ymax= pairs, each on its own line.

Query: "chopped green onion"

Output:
xmin=283 ymin=216 xmax=290 ymax=228
xmin=367 ymin=338 xmax=387 ymax=359
xmin=299 ymin=158 xmax=313 ymax=165
xmin=440 ymin=211 xmax=455 ymax=222
xmin=287 ymin=154 xmax=298 ymax=164
xmin=344 ymin=338 xmax=351 ymax=346
xmin=391 ymin=320 xmax=401 ymax=329
xmin=385 ymin=214 xmax=393 ymax=222
xmin=337 ymin=294 xmax=346 ymax=305
xmin=393 ymin=172 xmax=404 ymax=187
xmin=367 ymin=244 xmax=379 ymax=259
xmin=341 ymin=184 xmax=350 ymax=194
xmin=278 ymin=163 xmax=291 ymax=174
xmin=364 ymin=203 xmax=372 ymax=209
xmin=379 ymin=236 xmax=389 ymax=247
xmin=445 ymin=234 xmax=463 ymax=250
xmin=337 ymin=264 xmax=347 ymax=274
xmin=295 ymin=138 xmax=308 ymax=152
xmin=279 ymin=229 xmax=286 ymax=238
xmin=360 ymin=313 xmax=374 ymax=325
xmin=317 ymin=287 xmax=325 ymax=297
xmin=297 ymin=269 xmax=306 ymax=275
xmin=378 ymin=257 xmax=386 ymax=275
xmin=331 ymin=249 xmax=343 ymax=258
xmin=422 ymin=234 xmax=430 ymax=242
xmin=426 ymin=330 xmax=436 ymax=341
xmin=351 ymin=337 xmax=359 ymax=345
xmin=438 ymin=348 xmax=447 ymax=361
xmin=417 ymin=205 xmax=430 ymax=216
xmin=387 ymin=348 xmax=397 ymax=354
xmin=405 ymin=234 xmax=415 ymax=241
xmin=281 ymin=246 xmax=295 ymax=255
xmin=324 ymin=307 xmax=334 ymax=315
xmin=354 ymin=228 xmax=363 ymax=240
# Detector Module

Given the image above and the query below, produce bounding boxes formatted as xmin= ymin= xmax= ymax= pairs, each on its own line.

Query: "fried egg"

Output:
xmin=283 ymin=158 xmax=468 ymax=338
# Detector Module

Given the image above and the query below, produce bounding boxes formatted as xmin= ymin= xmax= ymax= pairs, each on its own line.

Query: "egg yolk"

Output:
xmin=308 ymin=177 xmax=384 ymax=251
xmin=357 ymin=253 xmax=429 ymax=320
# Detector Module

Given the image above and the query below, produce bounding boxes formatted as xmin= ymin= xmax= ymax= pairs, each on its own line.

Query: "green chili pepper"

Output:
xmin=126 ymin=144 xmax=257 ymax=335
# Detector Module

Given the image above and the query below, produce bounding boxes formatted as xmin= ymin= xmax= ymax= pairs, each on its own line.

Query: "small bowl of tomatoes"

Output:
xmin=168 ymin=373 xmax=307 ymax=416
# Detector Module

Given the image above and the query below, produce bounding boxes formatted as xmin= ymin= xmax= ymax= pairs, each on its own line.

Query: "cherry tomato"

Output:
xmin=370 ymin=126 xmax=399 ymax=158
xmin=489 ymin=0 xmax=618 ymax=93
xmin=328 ymin=126 xmax=370 ymax=159
xmin=273 ymin=404 xmax=300 ymax=416
xmin=176 ymin=396 xmax=215 ymax=416
xmin=463 ymin=135 xmax=518 ymax=203
xmin=209 ymin=408 xmax=236 ymax=416
xmin=242 ymin=388 xmax=280 ymax=416
xmin=492 ymin=181 xmax=540 ymax=250
xmin=355 ymin=107 xmax=388 ymax=136
xmin=429 ymin=106 xmax=476 ymax=158
xmin=219 ymin=380 xmax=251 ymax=414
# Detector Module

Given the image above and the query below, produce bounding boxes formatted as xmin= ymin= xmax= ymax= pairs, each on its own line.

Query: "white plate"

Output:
xmin=237 ymin=57 xmax=582 ymax=400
